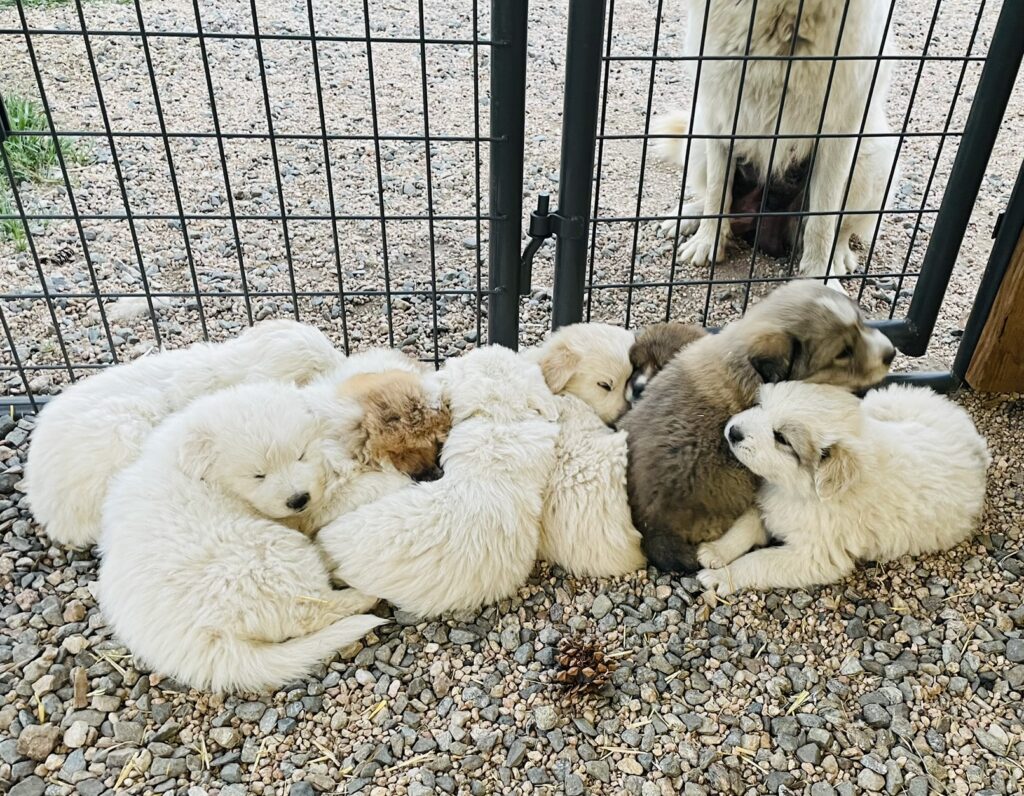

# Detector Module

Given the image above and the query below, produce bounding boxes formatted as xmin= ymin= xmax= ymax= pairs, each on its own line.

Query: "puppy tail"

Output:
xmin=650 ymin=109 xmax=692 ymax=166
xmin=641 ymin=533 xmax=701 ymax=574
xmin=213 ymin=615 xmax=387 ymax=692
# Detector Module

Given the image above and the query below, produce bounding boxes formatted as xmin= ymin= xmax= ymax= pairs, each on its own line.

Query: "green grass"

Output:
xmin=1 ymin=94 xmax=88 ymax=249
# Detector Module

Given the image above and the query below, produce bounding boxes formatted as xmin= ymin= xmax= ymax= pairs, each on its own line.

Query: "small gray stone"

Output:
xmin=1006 ymin=638 xmax=1024 ymax=663
xmin=586 ymin=759 xmax=611 ymax=783
xmin=591 ymin=595 xmax=613 ymax=620
xmin=449 ymin=629 xmax=477 ymax=645
xmin=975 ymin=723 xmax=1009 ymax=756
xmin=16 ymin=724 xmax=60 ymax=761
xmin=289 ymin=784 xmax=316 ymax=796
xmin=810 ymin=784 xmax=836 ymax=796
xmin=534 ymin=705 xmax=558 ymax=732
xmin=506 ymin=739 xmax=527 ymax=768
xmin=862 ymin=704 xmax=891 ymax=728
xmin=857 ymin=768 xmax=886 ymax=792
xmin=564 ymin=773 xmax=585 ymax=796
xmin=10 ymin=776 xmax=46 ymax=796
xmin=797 ymin=742 xmax=822 ymax=765
xmin=235 ymin=702 xmax=266 ymax=722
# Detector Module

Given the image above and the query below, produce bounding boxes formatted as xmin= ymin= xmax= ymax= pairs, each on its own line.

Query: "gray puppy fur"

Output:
xmin=618 ymin=281 xmax=895 ymax=572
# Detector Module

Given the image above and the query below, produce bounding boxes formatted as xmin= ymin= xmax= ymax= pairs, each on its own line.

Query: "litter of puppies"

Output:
xmin=26 ymin=283 xmax=989 ymax=693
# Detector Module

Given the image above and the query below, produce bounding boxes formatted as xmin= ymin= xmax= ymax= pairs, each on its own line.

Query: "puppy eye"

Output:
xmin=836 ymin=345 xmax=854 ymax=360
xmin=773 ymin=431 xmax=789 ymax=447
xmin=254 ymin=474 xmax=266 ymax=480
xmin=598 ymin=381 xmax=612 ymax=392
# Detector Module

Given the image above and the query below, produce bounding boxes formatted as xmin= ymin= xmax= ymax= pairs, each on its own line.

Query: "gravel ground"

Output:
xmin=1 ymin=1 xmax=1023 ymax=795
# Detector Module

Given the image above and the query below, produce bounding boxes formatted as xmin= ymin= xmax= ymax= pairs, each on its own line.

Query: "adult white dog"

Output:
xmin=526 ymin=324 xmax=646 ymax=578
xmin=654 ymin=0 xmax=899 ymax=277
xmin=697 ymin=382 xmax=989 ymax=595
xmin=27 ymin=320 xmax=342 ymax=548
xmin=98 ymin=382 xmax=384 ymax=693
xmin=316 ymin=346 xmax=560 ymax=618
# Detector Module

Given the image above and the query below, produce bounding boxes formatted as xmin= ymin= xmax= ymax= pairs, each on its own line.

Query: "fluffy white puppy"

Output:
xmin=98 ymin=382 xmax=384 ymax=693
xmin=316 ymin=346 xmax=560 ymax=618
xmin=27 ymin=320 xmax=342 ymax=548
xmin=697 ymin=382 xmax=990 ymax=595
xmin=540 ymin=394 xmax=646 ymax=578
xmin=524 ymin=323 xmax=636 ymax=424
xmin=526 ymin=323 xmax=645 ymax=577
xmin=654 ymin=0 xmax=899 ymax=277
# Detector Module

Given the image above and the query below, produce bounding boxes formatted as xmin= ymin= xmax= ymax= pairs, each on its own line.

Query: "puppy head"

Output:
xmin=177 ymin=383 xmax=328 ymax=519
xmin=627 ymin=322 xmax=707 ymax=403
xmin=527 ymin=323 xmax=635 ymax=423
xmin=736 ymin=281 xmax=895 ymax=391
xmin=440 ymin=345 xmax=560 ymax=424
xmin=339 ymin=370 xmax=452 ymax=482
xmin=725 ymin=382 xmax=862 ymax=500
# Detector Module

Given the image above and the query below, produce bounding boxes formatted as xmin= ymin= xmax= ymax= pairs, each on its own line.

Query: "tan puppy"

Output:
xmin=626 ymin=322 xmax=708 ymax=403
xmin=619 ymin=281 xmax=895 ymax=572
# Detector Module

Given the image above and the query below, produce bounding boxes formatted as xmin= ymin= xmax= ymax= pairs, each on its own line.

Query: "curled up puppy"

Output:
xmin=98 ymin=382 xmax=385 ymax=693
xmin=316 ymin=346 xmax=560 ymax=617
xmin=27 ymin=320 xmax=342 ymax=548
xmin=626 ymin=321 xmax=708 ymax=403
xmin=697 ymin=382 xmax=989 ymax=595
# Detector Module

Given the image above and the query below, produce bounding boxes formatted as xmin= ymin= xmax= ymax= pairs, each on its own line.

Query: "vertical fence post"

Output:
xmin=552 ymin=0 xmax=607 ymax=330
xmin=488 ymin=1 xmax=529 ymax=349
xmin=900 ymin=0 xmax=1024 ymax=357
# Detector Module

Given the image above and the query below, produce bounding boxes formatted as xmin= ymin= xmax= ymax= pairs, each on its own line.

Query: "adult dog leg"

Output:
xmin=678 ymin=139 xmax=733 ymax=267
xmin=696 ymin=508 xmax=768 ymax=569
xmin=697 ymin=544 xmax=854 ymax=595
xmin=799 ymin=138 xmax=859 ymax=278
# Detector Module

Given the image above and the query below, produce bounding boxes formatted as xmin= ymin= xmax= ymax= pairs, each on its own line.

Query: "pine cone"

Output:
xmin=552 ymin=635 xmax=617 ymax=696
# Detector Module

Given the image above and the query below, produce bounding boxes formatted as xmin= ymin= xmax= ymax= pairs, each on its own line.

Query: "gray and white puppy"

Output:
xmin=618 ymin=281 xmax=895 ymax=573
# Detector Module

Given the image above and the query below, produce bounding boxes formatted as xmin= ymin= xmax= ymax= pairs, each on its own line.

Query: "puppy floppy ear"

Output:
xmin=177 ymin=424 xmax=217 ymax=480
xmin=750 ymin=334 xmax=801 ymax=384
xmin=814 ymin=443 xmax=858 ymax=500
xmin=538 ymin=339 xmax=581 ymax=394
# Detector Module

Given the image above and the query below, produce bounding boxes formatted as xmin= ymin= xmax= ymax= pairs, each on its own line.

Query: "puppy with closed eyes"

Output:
xmin=626 ymin=321 xmax=708 ymax=404
xmin=697 ymin=382 xmax=989 ymax=595
xmin=619 ymin=280 xmax=896 ymax=573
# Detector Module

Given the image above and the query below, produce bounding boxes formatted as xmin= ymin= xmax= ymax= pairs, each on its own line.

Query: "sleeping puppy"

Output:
xmin=291 ymin=368 xmax=452 ymax=535
xmin=98 ymin=382 xmax=385 ymax=693
xmin=524 ymin=322 xmax=636 ymax=424
xmin=627 ymin=322 xmax=708 ymax=403
xmin=697 ymin=382 xmax=989 ymax=594
xmin=316 ymin=346 xmax=560 ymax=618
xmin=27 ymin=320 xmax=343 ymax=548
xmin=618 ymin=280 xmax=895 ymax=572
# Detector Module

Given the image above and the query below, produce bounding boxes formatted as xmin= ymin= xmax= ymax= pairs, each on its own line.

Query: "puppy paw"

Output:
xmin=678 ymin=224 xmax=730 ymax=267
xmin=697 ymin=542 xmax=728 ymax=570
xmin=697 ymin=567 xmax=737 ymax=597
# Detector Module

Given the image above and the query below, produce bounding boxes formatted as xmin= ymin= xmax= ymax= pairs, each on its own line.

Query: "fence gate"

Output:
xmin=1 ymin=0 xmax=1023 ymax=415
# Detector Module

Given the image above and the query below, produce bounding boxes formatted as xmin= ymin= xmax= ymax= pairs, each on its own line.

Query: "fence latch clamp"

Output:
xmin=519 ymin=193 xmax=585 ymax=296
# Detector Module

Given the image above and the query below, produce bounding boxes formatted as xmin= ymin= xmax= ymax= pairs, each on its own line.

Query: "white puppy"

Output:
xmin=524 ymin=323 xmax=636 ymax=424
xmin=526 ymin=323 xmax=646 ymax=577
xmin=316 ymin=346 xmax=560 ymax=618
xmin=697 ymin=382 xmax=989 ymax=595
xmin=98 ymin=382 xmax=384 ymax=693
xmin=654 ymin=0 xmax=899 ymax=277
xmin=27 ymin=320 xmax=342 ymax=548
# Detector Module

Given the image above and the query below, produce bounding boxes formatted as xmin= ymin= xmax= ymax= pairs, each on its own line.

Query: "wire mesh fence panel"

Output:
xmin=568 ymin=0 xmax=1020 ymax=358
xmin=0 ymin=0 xmax=499 ymax=408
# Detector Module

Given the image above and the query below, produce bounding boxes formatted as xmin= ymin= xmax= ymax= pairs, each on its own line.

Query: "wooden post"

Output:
xmin=966 ymin=225 xmax=1024 ymax=391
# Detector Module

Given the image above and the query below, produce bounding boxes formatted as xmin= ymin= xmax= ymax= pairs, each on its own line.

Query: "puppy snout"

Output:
xmin=628 ymin=373 xmax=646 ymax=403
xmin=286 ymin=491 xmax=311 ymax=511
xmin=882 ymin=344 xmax=896 ymax=366
xmin=727 ymin=424 xmax=744 ymax=445
xmin=415 ymin=465 xmax=444 ymax=483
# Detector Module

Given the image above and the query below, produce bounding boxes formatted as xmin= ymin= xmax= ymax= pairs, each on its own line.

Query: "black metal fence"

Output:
xmin=1 ymin=0 xmax=1022 ymax=413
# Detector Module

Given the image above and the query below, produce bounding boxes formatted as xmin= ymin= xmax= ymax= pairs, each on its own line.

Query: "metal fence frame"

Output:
xmin=1 ymin=0 xmax=1023 ymax=414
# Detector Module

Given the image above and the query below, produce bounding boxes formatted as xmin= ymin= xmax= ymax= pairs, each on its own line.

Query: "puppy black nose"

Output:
xmin=416 ymin=465 xmax=444 ymax=483
xmin=882 ymin=347 xmax=896 ymax=366
xmin=631 ymin=380 xmax=645 ymax=400
xmin=286 ymin=492 xmax=310 ymax=511
xmin=727 ymin=425 xmax=744 ymax=444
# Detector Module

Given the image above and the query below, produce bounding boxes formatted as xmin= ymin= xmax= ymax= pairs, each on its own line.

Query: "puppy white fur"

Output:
xmin=27 ymin=320 xmax=342 ymax=548
xmin=654 ymin=0 xmax=899 ymax=276
xmin=540 ymin=394 xmax=646 ymax=578
xmin=98 ymin=382 xmax=385 ymax=693
xmin=524 ymin=323 xmax=636 ymax=424
xmin=697 ymin=383 xmax=989 ymax=595
xmin=316 ymin=346 xmax=560 ymax=618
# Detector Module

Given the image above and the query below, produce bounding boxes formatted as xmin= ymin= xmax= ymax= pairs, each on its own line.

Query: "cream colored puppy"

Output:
xmin=316 ymin=346 xmax=560 ymax=618
xmin=526 ymin=323 xmax=645 ymax=577
xmin=28 ymin=320 xmax=342 ymax=548
xmin=697 ymin=383 xmax=989 ymax=595
xmin=99 ymin=382 xmax=384 ymax=693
